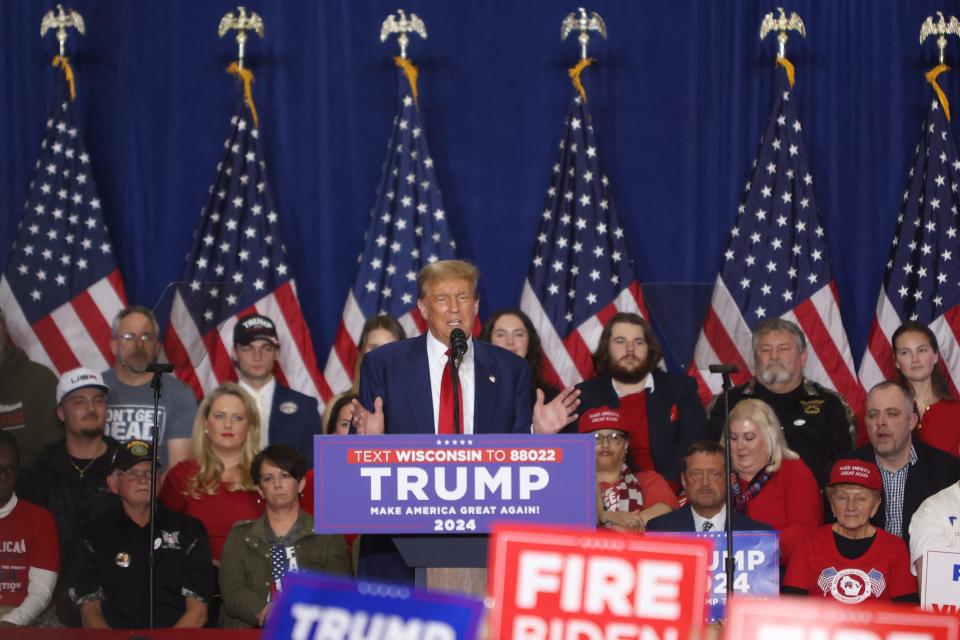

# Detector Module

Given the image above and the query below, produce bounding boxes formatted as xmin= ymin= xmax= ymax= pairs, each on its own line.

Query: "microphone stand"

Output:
xmin=145 ymin=362 xmax=173 ymax=629
xmin=718 ymin=369 xmax=736 ymax=598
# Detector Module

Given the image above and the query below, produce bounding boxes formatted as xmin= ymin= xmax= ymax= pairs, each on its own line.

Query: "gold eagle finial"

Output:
xmin=40 ymin=4 xmax=85 ymax=57
xmin=561 ymin=7 xmax=607 ymax=60
xmin=380 ymin=9 xmax=427 ymax=60
xmin=760 ymin=7 xmax=806 ymax=59
xmin=218 ymin=6 xmax=265 ymax=69
xmin=920 ymin=12 xmax=960 ymax=64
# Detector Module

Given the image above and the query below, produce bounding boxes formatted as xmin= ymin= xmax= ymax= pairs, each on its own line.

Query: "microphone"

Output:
xmin=708 ymin=364 xmax=739 ymax=374
xmin=450 ymin=328 xmax=468 ymax=366
xmin=145 ymin=362 xmax=175 ymax=374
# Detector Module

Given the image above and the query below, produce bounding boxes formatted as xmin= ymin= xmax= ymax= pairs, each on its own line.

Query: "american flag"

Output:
xmin=0 ymin=60 xmax=126 ymax=374
xmin=688 ymin=59 xmax=864 ymax=414
xmin=860 ymin=66 xmax=960 ymax=394
xmin=520 ymin=85 xmax=650 ymax=388
xmin=322 ymin=60 xmax=457 ymax=396
xmin=163 ymin=67 xmax=328 ymax=405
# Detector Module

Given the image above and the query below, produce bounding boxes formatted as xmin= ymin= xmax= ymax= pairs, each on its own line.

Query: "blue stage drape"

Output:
xmin=2 ymin=1 xmax=959 ymax=372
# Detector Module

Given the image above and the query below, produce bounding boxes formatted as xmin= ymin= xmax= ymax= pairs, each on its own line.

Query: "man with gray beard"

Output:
xmin=706 ymin=318 xmax=855 ymax=487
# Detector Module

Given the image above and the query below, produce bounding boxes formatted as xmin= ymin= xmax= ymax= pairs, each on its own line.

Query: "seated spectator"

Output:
xmin=17 ymin=367 xmax=120 ymax=626
xmin=574 ymin=312 xmax=704 ymax=488
xmin=479 ymin=308 xmax=562 ymax=405
xmin=784 ymin=459 xmax=917 ymax=603
xmin=646 ymin=440 xmax=771 ymax=532
xmin=580 ymin=408 xmax=679 ymax=532
xmin=323 ymin=393 xmax=358 ymax=436
xmin=69 ymin=440 xmax=214 ymax=628
xmin=219 ymin=446 xmax=351 ymax=628
xmin=159 ymin=382 xmax=264 ymax=563
xmin=892 ymin=321 xmax=960 ymax=457
xmin=851 ymin=381 xmax=960 ymax=545
xmin=0 ymin=431 xmax=59 ymax=627
xmin=909 ymin=480 xmax=960 ymax=580
xmin=0 ymin=308 xmax=60 ymax=467
xmin=727 ymin=399 xmax=822 ymax=565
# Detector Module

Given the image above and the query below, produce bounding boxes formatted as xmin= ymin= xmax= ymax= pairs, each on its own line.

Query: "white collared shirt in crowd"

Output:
xmin=239 ymin=376 xmax=275 ymax=450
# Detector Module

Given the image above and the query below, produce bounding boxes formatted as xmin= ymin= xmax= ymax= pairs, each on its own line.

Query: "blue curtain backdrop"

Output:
xmin=2 ymin=1 xmax=960 ymax=372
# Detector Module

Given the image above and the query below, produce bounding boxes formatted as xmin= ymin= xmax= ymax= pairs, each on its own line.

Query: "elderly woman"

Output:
xmin=783 ymin=459 xmax=917 ymax=603
xmin=580 ymin=407 xmax=678 ymax=532
xmin=892 ymin=321 xmax=960 ymax=456
xmin=160 ymin=382 xmax=264 ymax=563
xmin=219 ymin=446 xmax=351 ymax=628
xmin=727 ymin=399 xmax=822 ymax=565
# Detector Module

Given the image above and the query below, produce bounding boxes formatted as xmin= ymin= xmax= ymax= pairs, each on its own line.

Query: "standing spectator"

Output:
xmin=852 ymin=381 xmax=960 ymax=545
xmin=909 ymin=480 xmax=960 ymax=579
xmin=784 ymin=459 xmax=917 ymax=604
xmin=69 ymin=440 xmax=214 ymax=628
xmin=480 ymin=308 xmax=562 ymax=406
xmin=727 ymin=398 xmax=822 ymax=565
xmin=0 ymin=432 xmax=59 ymax=627
xmin=103 ymin=306 xmax=196 ymax=468
xmin=892 ymin=321 xmax=960 ymax=457
xmin=159 ymin=382 xmax=263 ymax=562
xmin=346 ymin=314 xmax=407 ymax=396
xmin=323 ymin=393 xmax=357 ymax=436
xmin=219 ymin=446 xmax=351 ymax=628
xmin=707 ymin=318 xmax=855 ymax=487
xmin=573 ymin=312 xmax=704 ymax=487
xmin=17 ymin=367 xmax=119 ymax=625
xmin=0 ymin=308 xmax=60 ymax=467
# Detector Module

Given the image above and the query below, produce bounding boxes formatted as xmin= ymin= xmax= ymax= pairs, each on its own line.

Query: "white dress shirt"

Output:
xmin=426 ymin=331 xmax=475 ymax=434
xmin=692 ymin=505 xmax=727 ymax=532
xmin=612 ymin=372 xmax=655 ymax=397
xmin=239 ymin=376 xmax=275 ymax=450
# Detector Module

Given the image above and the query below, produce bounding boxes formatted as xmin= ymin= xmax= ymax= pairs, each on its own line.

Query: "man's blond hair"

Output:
xmin=417 ymin=260 xmax=479 ymax=299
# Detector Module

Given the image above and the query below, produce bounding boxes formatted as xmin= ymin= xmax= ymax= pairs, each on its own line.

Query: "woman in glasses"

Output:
xmin=579 ymin=407 xmax=678 ymax=532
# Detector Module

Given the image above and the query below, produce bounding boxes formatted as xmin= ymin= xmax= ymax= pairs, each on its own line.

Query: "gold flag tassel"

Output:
xmin=569 ymin=58 xmax=594 ymax=102
xmin=927 ymin=64 xmax=952 ymax=122
xmin=52 ymin=55 xmax=76 ymax=101
xmin=226 ymin=61 xmax=259 ymax=128
xmin=777 ymin=56 xmax=796 ymax=89
xmin=394 ymin=56 xmax=419 ymax=107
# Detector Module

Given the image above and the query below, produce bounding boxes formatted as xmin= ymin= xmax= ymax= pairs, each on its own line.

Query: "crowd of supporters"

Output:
xmin=2 ymin=260 xmax=960 ymax=627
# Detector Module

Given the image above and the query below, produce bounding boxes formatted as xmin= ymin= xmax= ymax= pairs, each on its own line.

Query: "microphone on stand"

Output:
xmin=708 ymin=363 xmax=739 ymax=374
xmin=450 ymin=328 xmax=468 ymax=367
xmin=448 ymin=329 xmax=468 ymax=435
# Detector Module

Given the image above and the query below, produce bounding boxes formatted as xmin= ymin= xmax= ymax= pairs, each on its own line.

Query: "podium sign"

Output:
xmin=262 ymin=572 xmax=484 ymax=640
xmin=922 ymin=548 xmax=960 ymax=614
xmin=726 ymin=596 xmax=959 ymax=640
xmin=487 ymin=523 xmax=713 ymax=640
xmin=649 ymin=530 xmax=779 ymax=622
xmin=313 ymin=434 xmax=595 ymax=534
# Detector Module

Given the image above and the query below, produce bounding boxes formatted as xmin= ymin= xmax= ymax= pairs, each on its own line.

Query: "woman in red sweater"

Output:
xmin=160 ymin=382 xmax=264 ymax=563
xmin=728 ymin=398 xmax=822 ymax=565
xmin=892 ymin=321 xmax=960 ymax=457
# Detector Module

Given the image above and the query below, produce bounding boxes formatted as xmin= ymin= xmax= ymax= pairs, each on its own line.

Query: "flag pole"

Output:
xmin=920 ymin=11 xmax=960 ymax=66
xmin=40 ymin=4 xmax=85 ymax=59
xmin=218 ymin=6 xmax=264 ymax=70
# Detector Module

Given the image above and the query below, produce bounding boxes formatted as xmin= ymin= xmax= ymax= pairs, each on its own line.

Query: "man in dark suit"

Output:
xmin=233 ymin=314 xmax=320 ymax=463
xmin=353 ymin=260 xmax=575 ymax=436
xmin=851 ymin=381 xmax=960 ymax=546
xmin=571 ymin=312 xmax=705 ymax=487
xmin=646 ymin=441 xmax=771 ymax=532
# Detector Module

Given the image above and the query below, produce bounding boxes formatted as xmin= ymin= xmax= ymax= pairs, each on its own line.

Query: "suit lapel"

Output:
xmin=473 ymin=343 xmax=496 ymax=434
xmin=402 ymin=335 xmax=435 ymax=434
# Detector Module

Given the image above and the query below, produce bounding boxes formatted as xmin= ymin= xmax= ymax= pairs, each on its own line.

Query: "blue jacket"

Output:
xmin=645 ymin=504 xmax=773 ymax=532
xmin=268 ymin=384 xmax=321 ymax=465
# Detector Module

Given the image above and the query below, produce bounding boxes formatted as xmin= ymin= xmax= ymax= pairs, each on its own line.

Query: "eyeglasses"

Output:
xmin=119 ymin=469 xmax=153 ymax=482
xmin=0 ymin=465 xmax=20 ymax=476
xmin=118 ymin=332 xmax=157 ymax=344
xmin=594 ymin=433 xmax=627 ymax=446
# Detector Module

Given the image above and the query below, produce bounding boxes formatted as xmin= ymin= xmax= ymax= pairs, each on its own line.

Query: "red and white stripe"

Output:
xmin=0 ymin=270 xmax=127 ymax=374
xmin=859 ymin=291 xmax=960 ymax=398
xmin=164 ymin=280 xmax=329 ymax=411
xmin=521 ymin=279 xmax=651 ymax=389
xmin=689 ymin=277 xmax=865 ymax=421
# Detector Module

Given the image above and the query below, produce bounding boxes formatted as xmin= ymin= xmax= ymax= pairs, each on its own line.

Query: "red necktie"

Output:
xmin=438 ymin=348 xmax=463 ymax=434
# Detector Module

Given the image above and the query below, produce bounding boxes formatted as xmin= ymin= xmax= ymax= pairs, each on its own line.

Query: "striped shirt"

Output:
xmin=877 ymin=445 xmax=918 ymax=538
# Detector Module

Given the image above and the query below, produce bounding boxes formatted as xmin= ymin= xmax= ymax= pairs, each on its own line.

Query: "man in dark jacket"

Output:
xmin=16 ymin=367 xmax=120 ymax=625
xmin=572 ymin=312 xmax=705 ymax=487
xmin=852 ymin=381 xmax=960 ymax=547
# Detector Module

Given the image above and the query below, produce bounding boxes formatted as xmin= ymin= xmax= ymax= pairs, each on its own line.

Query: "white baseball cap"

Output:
xmin=57 ymin=367 xmax=109 ymax=403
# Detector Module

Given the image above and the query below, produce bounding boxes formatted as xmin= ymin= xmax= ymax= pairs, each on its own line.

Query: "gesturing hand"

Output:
xmin=351 ymin=397 xmax=385 ymax=435
xmin=532 ymin=386 xmax=581 ymax=434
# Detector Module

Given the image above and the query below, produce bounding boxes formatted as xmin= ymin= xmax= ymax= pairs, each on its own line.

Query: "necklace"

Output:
xmin=69 ymin=456 xmax=96 ymax=478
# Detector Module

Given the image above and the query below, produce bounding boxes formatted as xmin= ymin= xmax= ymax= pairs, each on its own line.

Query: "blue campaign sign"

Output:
xmin=263 ymin=572 xmax=484 ymax=640
xmin=313 ymin=434 xmax=595 ymax=534
xmin=649 ymin=531 xmax=779 ymax=623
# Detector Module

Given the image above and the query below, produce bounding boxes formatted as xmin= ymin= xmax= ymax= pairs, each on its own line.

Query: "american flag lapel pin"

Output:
xmin=489 ymin=375 xmax=496 ymax=383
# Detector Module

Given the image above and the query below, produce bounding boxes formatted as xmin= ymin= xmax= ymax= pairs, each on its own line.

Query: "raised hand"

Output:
xmin=532 ymin=386 xmax=580 ymax=434
xmin=351 ymin=397 xmax=385 ymax=435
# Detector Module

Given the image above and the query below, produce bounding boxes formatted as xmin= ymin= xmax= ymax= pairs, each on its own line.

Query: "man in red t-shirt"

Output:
xmin=0 ymin=431 xmax=59 ymax=627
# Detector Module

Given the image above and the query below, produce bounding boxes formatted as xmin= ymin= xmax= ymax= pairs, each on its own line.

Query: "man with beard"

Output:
xmin=102 ymin=306 xmax=196 ymax=469
xmin=17 ymin=368 xmax=121 ymax=625
xmin=646 ymin=441 xmax=772 ymax=532
xmin=571 ymin=313 xmax=706 ymax=488
xmin=706 ymin=318 xmax=855 ymax=487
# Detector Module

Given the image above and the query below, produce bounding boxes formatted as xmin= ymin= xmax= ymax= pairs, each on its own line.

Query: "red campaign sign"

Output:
xmin=488 ymin=523 xmax=713 ymax=640
xmin=726 ymin=596 xmax=960 ymax=640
